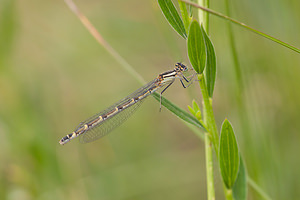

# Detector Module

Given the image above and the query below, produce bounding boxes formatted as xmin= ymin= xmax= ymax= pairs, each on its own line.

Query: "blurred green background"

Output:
xmin=0 ymin=0 xmax=300 ymax=199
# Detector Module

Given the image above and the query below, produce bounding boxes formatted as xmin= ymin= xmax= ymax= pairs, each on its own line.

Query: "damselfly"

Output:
xmin=59 ymin=63 xmax=193 ymax=145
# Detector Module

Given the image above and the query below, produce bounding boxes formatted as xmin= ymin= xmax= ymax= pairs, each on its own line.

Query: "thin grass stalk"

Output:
xmin=180 ymin=0 xmax=300 ymax=54
xmin=248 ymin=177 xmax=273 ymax=200
xmin=64 ymin=0 xmax=145 ymax=85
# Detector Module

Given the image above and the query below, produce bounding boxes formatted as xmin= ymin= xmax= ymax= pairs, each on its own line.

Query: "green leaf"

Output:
xmin=188 ymin=100 xmax=202 ymax=121
xmin=152 ymin=92 xmax=206 ymax=131
xmin=178 ymin=1 xmax=191 ymax=33
xmin=188 ymin=105 xmax=195 ymax=115
xmin=201 ymin=26 xmax=216 ymax=97
xmin=219 ymin=119 xmax=240 ymax=189
xmin=233 ymin=156 xmax=248 ymax=200
xmin=158 ymin=0 xmax=187 ymax=39
xmin=195 ymin=110 xmax=201 ymax=121
xmin=192 ymin=99 xmax=200 ymax=112
xmin=187 ymin=21 xmax=206 ymax=73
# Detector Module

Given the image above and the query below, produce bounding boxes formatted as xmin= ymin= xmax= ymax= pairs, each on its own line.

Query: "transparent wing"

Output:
xmin=77 ymin=78 xmax=161 ymax=143
xmin=76 ymin=78 xmax=158 ymax=128
xmin=74 ymin=77 xmax=174 ymax=144
xmin=79 ymin=100 xmax=143 ymax=143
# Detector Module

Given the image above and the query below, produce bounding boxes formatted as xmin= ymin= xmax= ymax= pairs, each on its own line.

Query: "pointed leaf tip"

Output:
xmin=158 ymin=0 xmax=187 ymax=39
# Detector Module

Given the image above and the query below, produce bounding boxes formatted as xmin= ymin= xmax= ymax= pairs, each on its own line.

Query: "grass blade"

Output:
xmin=219 ymin=119 xmax=240 ymax=189
xmin=152 ymin=92 xmax=206 ymax=131
xmin=158 ymin=0 xmax=187 ymax=39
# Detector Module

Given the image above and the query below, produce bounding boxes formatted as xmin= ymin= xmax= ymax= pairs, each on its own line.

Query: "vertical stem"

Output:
xmin=225 ymin=188 xmax=234 ymax=200
xmin=198 ymin=74 xmax=219 ymax=154
xmin=198 ymin=73 xmax=218 ymax=200
xmin=195 ymin=2 xmax=217 ymax=198
xmin=205 ymin=133 xmax=215 ymax=200
xmin=197 ymin=0 xmax=209 ymax=30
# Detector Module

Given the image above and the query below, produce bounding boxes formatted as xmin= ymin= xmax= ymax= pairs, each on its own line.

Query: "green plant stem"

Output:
xmin=225 ymin=188 xmax=234 ymax=200
xmin=197 ymin=0 xmax=209 ymax=31
xmin=195 ymin=5 xmax=216 ymax=199
xmin=198 ymin=73 xmax=218 ymax=200
xmin=205 ymin=133 xmax=215 ymax=200
xmin=180 ymin=0 xmax=300 ymax=54
xmin=198 ymin=74 xmax=219 ymax=154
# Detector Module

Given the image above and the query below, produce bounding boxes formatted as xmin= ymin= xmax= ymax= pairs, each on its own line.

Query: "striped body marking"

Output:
xmin=59 ymin=63 xmax=191 ymax=145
